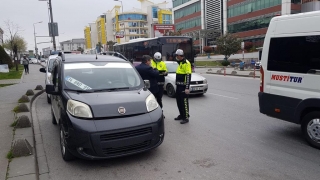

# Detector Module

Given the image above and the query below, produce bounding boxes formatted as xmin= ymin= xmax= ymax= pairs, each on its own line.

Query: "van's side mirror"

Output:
xmin=46 ymin=84 xmax=59 ymax=95
xmin=129 ymin=59 xmax=134 ymax=63
xmin=39 ymin=68 xmax=46 ymax=73
xmin=144 ymin=80 xmax=150 ymax=90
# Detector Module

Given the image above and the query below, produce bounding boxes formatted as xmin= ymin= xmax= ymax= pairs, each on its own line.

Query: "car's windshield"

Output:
xmin=166 ymin=62 xmax=178 ymax=73
xmin=63 ymin=62 xmax=142 ymax=91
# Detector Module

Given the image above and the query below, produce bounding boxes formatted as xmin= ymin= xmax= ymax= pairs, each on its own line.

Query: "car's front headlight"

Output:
xmin=203 ymin=79 xmax=207 ymax=84
xmin=146 ymin=94 xmax=158 ymax=112
xmin=67 ymin=100 xmax=93 ymax=118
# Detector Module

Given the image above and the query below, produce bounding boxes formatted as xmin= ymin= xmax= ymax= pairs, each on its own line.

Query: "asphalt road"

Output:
xmin=35 ymin=74 xmax=320 ymax=180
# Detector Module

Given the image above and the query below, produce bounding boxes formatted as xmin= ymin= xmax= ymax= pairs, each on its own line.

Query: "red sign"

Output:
xmin=153 ymin=24 xmax=175 ymax=37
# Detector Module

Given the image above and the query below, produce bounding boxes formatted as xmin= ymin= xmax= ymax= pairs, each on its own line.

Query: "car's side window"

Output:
xmin=267 ymin=35 xmax=320 ymax=74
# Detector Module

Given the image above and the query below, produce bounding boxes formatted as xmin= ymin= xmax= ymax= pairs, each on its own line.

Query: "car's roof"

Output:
xmin=62 ymin=54 xmax=128 ymax=63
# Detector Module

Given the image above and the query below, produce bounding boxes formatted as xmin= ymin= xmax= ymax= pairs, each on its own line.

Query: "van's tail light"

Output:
xmin=260 ymin=66 xmax=264 ymax=92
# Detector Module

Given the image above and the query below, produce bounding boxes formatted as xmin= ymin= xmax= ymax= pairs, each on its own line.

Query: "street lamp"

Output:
xmin=114 ymin=0 xmax=123 ymax=13
xmin=33 ymin=21 xmax=42 ymax=59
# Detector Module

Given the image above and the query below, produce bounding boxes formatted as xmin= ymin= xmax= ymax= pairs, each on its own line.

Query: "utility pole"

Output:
xmin=48 ymin=0 xmax=56 ymax=51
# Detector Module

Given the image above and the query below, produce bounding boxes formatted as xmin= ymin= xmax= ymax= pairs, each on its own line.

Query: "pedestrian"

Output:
xmin=135 ymin=55 xmax=159 ymax=96
xmin=22 ymin=55 xmax=29 ymax=74
xmin=174 ymin=49 xmax=192 ymax=124
xmin=151 ymin=52 xmax=168 ymax=117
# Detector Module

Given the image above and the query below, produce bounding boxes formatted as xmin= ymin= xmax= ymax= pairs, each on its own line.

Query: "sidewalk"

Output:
xmin=0 ymin=64 xmax=45 ymax=180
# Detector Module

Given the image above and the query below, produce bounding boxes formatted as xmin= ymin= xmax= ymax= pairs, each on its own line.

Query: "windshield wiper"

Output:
xmin=93 ymin=87 xmax=130 ymax=92
xmin=64 ymin=88 xmax=94 ymax=93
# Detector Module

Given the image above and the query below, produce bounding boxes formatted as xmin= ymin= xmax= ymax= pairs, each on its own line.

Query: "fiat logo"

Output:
xmin=118 ymin=107 xmax=126 ymax=114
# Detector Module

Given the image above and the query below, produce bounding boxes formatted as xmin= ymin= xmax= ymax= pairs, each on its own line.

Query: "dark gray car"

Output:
xmin=39 ymin=54 xmax=164 ymax=161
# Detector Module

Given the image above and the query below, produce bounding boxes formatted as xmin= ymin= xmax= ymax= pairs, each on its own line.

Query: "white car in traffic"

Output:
xmin=29 ymin=58 xmax=39 ymax=64
xmin=164 ymin=61 xmax=208 ymax=98
xmin=44 ymin=54 xmax=58 ymax=103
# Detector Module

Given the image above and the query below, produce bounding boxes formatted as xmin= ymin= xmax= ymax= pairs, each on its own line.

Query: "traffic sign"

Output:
xmin=115 ymin=31 xmax=124 ymax=38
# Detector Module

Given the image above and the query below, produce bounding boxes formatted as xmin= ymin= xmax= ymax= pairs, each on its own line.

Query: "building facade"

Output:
xmin=172 ymin=0 xmax=223 ymax=48
xmin=60 ymin=39 xmax=86 ymax=52
xmin=226 ymin=0 xmax=301 ymax=47
xmin=0 ymin=28 xmax=3 ymax=46
xmin=84 ymin=26 xmax=92 ymax=49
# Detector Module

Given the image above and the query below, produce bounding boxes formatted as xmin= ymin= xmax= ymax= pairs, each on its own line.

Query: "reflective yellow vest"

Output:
xmin=151 ymin=59 xmax=168 ymax=85
xmin=176 ymin=59 xmax=192 ymax=89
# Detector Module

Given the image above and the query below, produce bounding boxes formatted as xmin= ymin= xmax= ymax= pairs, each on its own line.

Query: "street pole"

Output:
xmin=48 ymin=0 xmax=56 ymax=51
xmin=33 ymin=24 xmax=37 ymax=59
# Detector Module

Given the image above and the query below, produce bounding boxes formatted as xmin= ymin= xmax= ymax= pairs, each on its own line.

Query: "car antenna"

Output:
xmin=95 ymin=51 xmax=98 ymax=60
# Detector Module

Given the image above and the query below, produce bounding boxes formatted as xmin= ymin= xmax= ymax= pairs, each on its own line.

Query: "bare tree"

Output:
xmin=3 ymin=20 xmax=23 ymax=71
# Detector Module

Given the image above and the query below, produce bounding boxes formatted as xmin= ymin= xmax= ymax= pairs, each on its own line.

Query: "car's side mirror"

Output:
xmin=39 ymin=68 xmax=46 ymax=73
xmin=143 ymin=80 xmax=150 ymax=90
xmin=129 ymin=59 xmax=134 ymax=63
xmin=46 ymin=84 xmax=59 ymax=95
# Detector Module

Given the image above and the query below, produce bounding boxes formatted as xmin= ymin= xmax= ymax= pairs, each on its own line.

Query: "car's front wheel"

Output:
xmin=302 ymin=111 xmax=320 ymax=149
xmin=166 ymin=84 xmax=176 ymax=98
xmin=60 ymin=124 xmax=75 ymax=161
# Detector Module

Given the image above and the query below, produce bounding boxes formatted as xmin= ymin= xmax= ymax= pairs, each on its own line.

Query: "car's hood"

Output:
xmin=167 ymin=73 xmax=205 ymax=81
xmin=66 ymin=89 xmax=150 ymax=118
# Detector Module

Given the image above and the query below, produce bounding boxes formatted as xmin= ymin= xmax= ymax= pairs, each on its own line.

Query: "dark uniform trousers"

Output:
xmin=175 ymin=85 xmax=189 ymax=119
xmin=155 ymin=85 xmax=164 ymax=108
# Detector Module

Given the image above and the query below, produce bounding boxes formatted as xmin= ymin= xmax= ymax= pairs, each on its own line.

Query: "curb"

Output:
xmin=6 ymin=87 xmax=45 ymax=180
xmin=206 ymin=71 xmax=260 ymax=78
xmin=31 ymin=93 xmax=50 ymax=180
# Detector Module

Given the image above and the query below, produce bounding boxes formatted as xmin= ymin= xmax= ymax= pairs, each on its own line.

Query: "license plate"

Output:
xmin=192 ymin=87 xmax=202 ymax=91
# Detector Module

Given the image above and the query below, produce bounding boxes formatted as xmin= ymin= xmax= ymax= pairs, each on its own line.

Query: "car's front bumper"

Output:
xmin=64 ymin=107 xmax=164 ymax=160
xmin=189 ymin=84 xmax=208 ymax=94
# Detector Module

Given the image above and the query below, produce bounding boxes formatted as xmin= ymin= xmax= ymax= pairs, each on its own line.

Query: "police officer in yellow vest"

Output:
xmin=151 ymin=52 xmax=168 ymax=111
xmin=174 ymin=49 xmax=191 ymax=124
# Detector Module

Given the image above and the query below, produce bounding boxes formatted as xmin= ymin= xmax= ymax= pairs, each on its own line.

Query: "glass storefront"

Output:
xmin=176 ymin=17 xmax=201 ymax=30
xmin=228 ymin=0 xmax=282 ymax=18
xmin=173 ymin=0 xmax=192 ymax=8
xmin=228 ymin=16 xmax=273 ymax=33
xmin=174 ymin=1 xmax=201 ymax=20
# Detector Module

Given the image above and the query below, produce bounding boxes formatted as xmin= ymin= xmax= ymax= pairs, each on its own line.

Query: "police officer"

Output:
xmin=151 ymin=52 xmax=168 ymax=109
xmin=174 ymin=49 xmax=191 ymax=124
xmin=135 ymin=55 xmax=159 ymax=96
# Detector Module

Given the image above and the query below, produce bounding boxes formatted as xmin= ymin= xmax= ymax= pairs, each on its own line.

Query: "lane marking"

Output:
xmin=206 ymin=92 xmax=238 ymax=100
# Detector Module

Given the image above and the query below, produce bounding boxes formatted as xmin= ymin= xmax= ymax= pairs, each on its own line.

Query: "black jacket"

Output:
xmin=135 ymin=63 xmax=159 ymax=95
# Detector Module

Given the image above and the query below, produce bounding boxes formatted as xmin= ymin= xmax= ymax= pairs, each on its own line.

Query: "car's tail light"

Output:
xmin=260 ymin=66 xmax=264 ymax=92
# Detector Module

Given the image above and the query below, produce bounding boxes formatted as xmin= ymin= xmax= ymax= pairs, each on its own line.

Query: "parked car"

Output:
xmin=39 ymin=54 xmax=164 ymax=161
xmin=40 ymin=58 xmax=46 ymax=62
xmin=29 ymin=58 xmax=39 ymax=64
xmin=43 ymin=54 xmax=59 ymax=104
xmin=164 ymin=61 xmax=208 ymax=98
xmin=255 ymin=61 xmax=261 ymax=69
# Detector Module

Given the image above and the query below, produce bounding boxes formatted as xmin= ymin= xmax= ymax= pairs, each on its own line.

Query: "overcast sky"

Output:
xmin=0 ymin=0 xmax=172 ymax=54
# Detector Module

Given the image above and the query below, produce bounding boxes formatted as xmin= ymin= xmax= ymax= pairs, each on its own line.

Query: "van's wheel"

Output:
xmin=60 ymin=124 xmax=75 ymax=161
xmin=51 ymin=108 xmax=57 ymax=125
xmin=47 ymin=94 xmax=51 ymax=104
xmin=166 ymin=84 xmax=175 ymax=98
xmin=301 ymin=111 xmax=320 ymax=149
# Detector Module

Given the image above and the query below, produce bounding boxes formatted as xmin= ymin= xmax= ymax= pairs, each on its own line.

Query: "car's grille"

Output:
xmin=102 ymin=140 xmax=151 ymax=155
xmin=100 ymin=127 xmax=152 ymax=141
xmin=190 ymin=81 xmax=203 ymax=85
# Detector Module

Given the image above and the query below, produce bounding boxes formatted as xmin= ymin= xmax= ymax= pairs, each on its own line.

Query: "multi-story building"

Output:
xmin=60 ymin=38 xmax=86 ymax=52
xmin=226 ymin=0 xmax=301 ymax=47
xmin=0 ymin=28 xmax=4 ymax=46
xmin=96 ymin=15 xmax=107 ymax=46
xmin=89 ymin=22 xmax=99 ymax=49
xmin=84 ymin=26 xmax=92 ymax=50
xmin=104 ymin=0 xmax=172 ymax=44
xmin=172 ymin=0 xmax=223 ymax=48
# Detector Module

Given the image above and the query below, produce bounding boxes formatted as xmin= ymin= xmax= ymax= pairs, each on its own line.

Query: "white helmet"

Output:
xmin=154 ymin=52 xmax=162 ymax=61
xmin=175 ymin=49 xmax=184 ymax=56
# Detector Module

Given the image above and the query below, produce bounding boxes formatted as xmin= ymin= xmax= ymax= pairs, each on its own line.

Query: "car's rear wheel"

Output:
xmin=47 ymin=94 xmax=51 ymax=104
xmin=301 ymin=111 xmax=320 ymax=149
xmin=60 ymin=124 xmax=75 ymax=161
xmin=166 ymin=84 xmax=175 ymax=98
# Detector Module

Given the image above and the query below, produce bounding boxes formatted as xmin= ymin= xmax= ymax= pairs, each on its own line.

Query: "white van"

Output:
xmin=259 ymin=11 xmax=320 ymax=149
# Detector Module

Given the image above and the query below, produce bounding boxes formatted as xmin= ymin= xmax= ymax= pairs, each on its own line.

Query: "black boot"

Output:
xmin=180 ymin=119 xmax=189 ymax=124
xmin=174 ymin=115 xmax=183 ymax=120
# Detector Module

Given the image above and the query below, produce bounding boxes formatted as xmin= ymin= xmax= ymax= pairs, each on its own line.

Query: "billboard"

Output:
xmin=153 ymin=24 xmax=175 ymax=37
